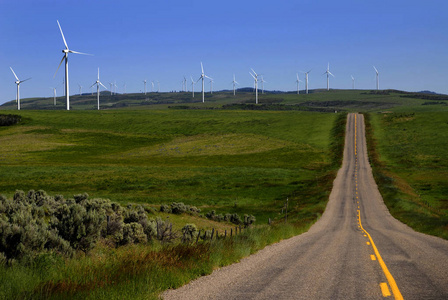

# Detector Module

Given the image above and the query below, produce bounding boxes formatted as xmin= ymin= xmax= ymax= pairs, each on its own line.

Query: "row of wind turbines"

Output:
xmin=9 ymin=20 xmax=382 ymax=111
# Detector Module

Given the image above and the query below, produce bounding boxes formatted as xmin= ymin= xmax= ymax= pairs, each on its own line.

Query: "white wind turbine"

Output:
xmin=302 ymin=70 xmax=311 ymax=94
xmin=351 ymin=75 xmax=355 ymax=89
xmin=50 ymin=87 xmax=57 ymax=105
xmin=78 ymin=83 xmax=82 ymax=95
xmin=373 ymin=66 xmax=379 ymax=90
xmin=157 ymin=80 xmax=160 ymax=93
xmin=295 ymin=73 xmax=303 ymax=94
xmin=196 ymin=62 xmax=212 ymax=102
xmin=143 ymin=79 xmax=147 ymax=95
xmin=232 ymin=74 xmax=239 ymax=96
xmin=323 ymin=63 xmax=334 ymax=91
xmin=10 ymin=67 xmax=31 ymax=110
xmin=249 ymin=68 xmax=259 ymax=104
xmin=209 ymin=79 xmax=214 ymax=94
xmin=90 ymin=68 xmax=108 ymax=110
xmin=260 ymin=76 xmax=266 ymax=94
xmin=190 ymin=76 xmax=195 ymax=98
xmin=54 ymin=20 xmax=92 ymax=111
xmin=109 ymin=83 xmax=114 ymax=95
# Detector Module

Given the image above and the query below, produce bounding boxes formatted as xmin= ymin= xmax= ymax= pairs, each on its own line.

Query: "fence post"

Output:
xmin=225 ymin=230 xmax=227 ymax=238
xmin=196 ymin=229 xmax=201 ymax=244
xmin=211 ymin=228 xmax=215 ymax=240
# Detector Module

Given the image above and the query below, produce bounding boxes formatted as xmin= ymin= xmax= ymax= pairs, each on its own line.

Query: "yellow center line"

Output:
xmin=358 ymin=210 xmax=403 ymax=300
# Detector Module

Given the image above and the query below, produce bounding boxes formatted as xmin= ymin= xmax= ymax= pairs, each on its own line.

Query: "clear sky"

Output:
xmin=1 ymin=0 xmax=447 ymax=104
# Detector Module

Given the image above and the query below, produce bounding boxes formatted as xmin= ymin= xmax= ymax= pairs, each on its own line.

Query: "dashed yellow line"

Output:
xmin=380 ymin=282 xmax=392 ymax=297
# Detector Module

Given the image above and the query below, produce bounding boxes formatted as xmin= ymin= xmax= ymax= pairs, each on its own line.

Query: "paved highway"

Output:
xmin=164 ymin=113 xmax=448 ymax=299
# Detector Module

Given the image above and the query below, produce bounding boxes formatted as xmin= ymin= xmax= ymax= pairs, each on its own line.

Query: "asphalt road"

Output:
xmin=163 ymin=113 xmax=448 ymax=300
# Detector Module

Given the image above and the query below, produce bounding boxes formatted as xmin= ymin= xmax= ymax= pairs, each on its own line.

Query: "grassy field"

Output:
xmin=366 ymin=111 xmax=448 ymax=239
xmin=0 ymin=104 xmax=346 ymax=299
xmin=0 ymin=109 xmax=338 ymax=224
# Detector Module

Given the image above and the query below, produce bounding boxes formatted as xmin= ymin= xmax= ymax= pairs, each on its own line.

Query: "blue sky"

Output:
xmin=1 ymin=0 xmax=447 ymax=104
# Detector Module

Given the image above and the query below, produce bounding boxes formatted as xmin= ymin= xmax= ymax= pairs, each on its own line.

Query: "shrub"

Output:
xmin=121 ymin=223 xmax=147 ymax=245
xmin=243 ymin=214 xmax=256 ymax=227
xmin=181 ymin=224 xmax=197 ymax=243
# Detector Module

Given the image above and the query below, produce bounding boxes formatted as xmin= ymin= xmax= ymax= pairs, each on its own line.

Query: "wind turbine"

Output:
xmin=109 ymin=83 xmax=114 ymax=95
xmin=373 ymin=66 xmax=379 ymax=90
xmin=302 ymin=70 xmax=311 ymax=94
xmin=143 ymin=79 xmax=147 ymax=95
xmin=190 ymin=76 xmax=195 ymax=98
xmin=295 ymin=73 xmax=303 ymax=94
xmin=157 ymin=80 xmax=160 ymax=93
xmin=10 ymin=67 xmax=31 ymax=110
xmin=351 ymin=75 xmax=355 ymax=89
xmin=183 ymin=76 xmax=188 ymax=92
xmin=54 ymin=20 xmax=92 ymax=111
xmin=210 ymin=79 xmax=214 ymax=94
xmin=323 ymin=63 xmax=334 ymax=91
xmin=90 ymin=68 xmax=107 ymax=110
xmin=78 ymin=84 xmax=82 ymax=95
xmin=50 ymin=87 xmax=57 ymax=105
xmin=260 ymin=76 xmax=266 ymax=94
xmin=249 ymin=68 xmax=259 ymax=104
xmin=231 ymin=74 xmax=239 ymax=96
xmin=151 ymin=81 xmax=154 ymax=93
xmin=196 ymin=62 xmax=212 ymax=103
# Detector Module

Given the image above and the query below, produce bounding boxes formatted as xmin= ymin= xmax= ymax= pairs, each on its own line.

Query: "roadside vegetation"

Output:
xmin=365 ymin=112 xmax=448 ymax=239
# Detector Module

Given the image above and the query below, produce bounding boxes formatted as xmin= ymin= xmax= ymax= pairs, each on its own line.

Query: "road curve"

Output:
xmin=163 ymin=113 xmax=448 ymax=300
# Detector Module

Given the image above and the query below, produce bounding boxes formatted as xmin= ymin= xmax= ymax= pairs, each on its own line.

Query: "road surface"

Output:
xmin=163 ymin=113 xmax=448 ymax=300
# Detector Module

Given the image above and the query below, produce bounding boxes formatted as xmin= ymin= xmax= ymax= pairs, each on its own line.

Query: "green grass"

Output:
xmin=0 ymin=109 xmax=337 ymax=224
xmin=366 ymin=112 xmax=448 ymax=239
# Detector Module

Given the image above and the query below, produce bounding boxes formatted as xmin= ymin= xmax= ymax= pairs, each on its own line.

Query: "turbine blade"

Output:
xmin=373 ymin=66 xmax=378 ymax=73
xmin=69 ymin=50 xmax=93 ymax=56
xmin=100 ymin=82 xmax=108 ymax=89
xmin=205 ymin=75 xmax=212 ymax=80
xmin=90 ymin=83 xmax=96 ymax=88
xmin=250 ymin=68 xmax=257 ymax=76
xmin=249 ymin=72 xmax=255 ymax=79
xmin=329 ymin=71 xmax=335 ymax=77
xmin=57 ymin=20 xmax=69 ymax=49
xmin=9 ymin=67 xmax=19 ymax=81
xmin=201 ymin=62 xmax=204 ymax=74
xmin=54 ymin=55 xmax=65 ymax=78
xmin=20 ymin=78 xmax=32 ymax=83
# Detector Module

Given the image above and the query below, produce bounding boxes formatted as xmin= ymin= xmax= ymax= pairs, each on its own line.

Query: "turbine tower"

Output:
xmin=196 ymin=62 xmax=212 ymax=103
xmin=260 ymin=76 xmax=266 ymax=94
xmin=232 ymin=74 xmax=239 ymax=96
xmin=373 ymin=66 xmax=379 ymax=90
xmin=210 ymin=79 xmax=213 ymax=94
xmin=10 ymin=67 xmax=31 ymax=111
xmin=190 ymin=76 xmax=195 ymax=98
xmin=55 ymin=20 xmax=92 ymax=111
xmin=50 ymin=87 xmax=57 ymax=105
xmin=302 ymin=70 xmax=311 ymax=94
xmin=151 ymin=81 xmax=154 ymax=93
xmin=157 ymin=81 xmax=160 ymax=93
xmin=90 ymin=68 xmax=107 ymax=110
xmin=323 ymin=63 xmax=334 ymax=91
xmin=351 ymin=75 xmax=355 ymax=89
xmin=296 ymin=73 xmax=302 ymax=94
xmin=143 ymin=79 xmax=147 ymax=95
xmin=249 ymin=68 xmax=259 ymax=104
